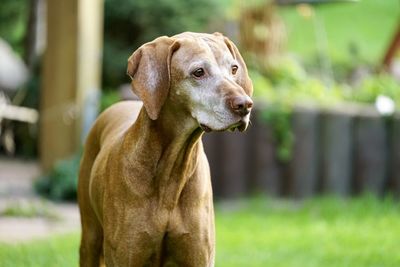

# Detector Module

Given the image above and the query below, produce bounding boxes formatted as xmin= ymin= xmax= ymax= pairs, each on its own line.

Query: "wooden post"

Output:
xmin=220 ymin=131 xmax=250 ymax=198
xmin=289 ymin=107 xmax=320 ymax=198
xmin=252 ymin=112 xmax=283 ymax=196
xmin=320 ymin=108 xmax=353 ymax=196
xmin=390 ymin=114 xmax=400 ymax=198
xmin=203 ymin=132 xmax=224 ymax=199
xmin=40 ymin=0 xmax=103 ymax=170
xmin=354 ymin=111 xmax=387 ymax=195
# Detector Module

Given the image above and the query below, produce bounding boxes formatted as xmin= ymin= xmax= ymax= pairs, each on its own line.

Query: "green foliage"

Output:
xmin=34 ymin=155 xmax=81 ymax=201
xmin=100 ymin=90 xmax=121 ymax=111
xmin=347 ymin=74 xmax=400 ymax=106
xmin=264 ymin=56 xmax=308 ymax=86
xmin=251 ymin=57 xmax=344 ymax=162
xmin=260 ymin=105 xmax=293 ymax=162
xmin=251 ymin=57 xmax=344 ymax=104
xmin=251 ymin=56 xmax=400 ymax=162
xmin=103 ymin=0 xmax=225 ymax=87
xmin=1 ymin=196 xmax=399 ymax=267
xmin=0 ymin=0 xmax=27 ymax=55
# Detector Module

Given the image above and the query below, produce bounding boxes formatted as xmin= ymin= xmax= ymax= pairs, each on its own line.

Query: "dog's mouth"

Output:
xmin=228 ymin=121 xmax=248 ymax=132
xmin=200 ymin=120 xmax=248 ymax=133
xmin=200 ymin=124 xmax=213 ymax=132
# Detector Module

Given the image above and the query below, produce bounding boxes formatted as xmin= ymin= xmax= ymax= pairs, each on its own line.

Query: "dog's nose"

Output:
xmin=229 ymin=96 xmax=253 ymax=116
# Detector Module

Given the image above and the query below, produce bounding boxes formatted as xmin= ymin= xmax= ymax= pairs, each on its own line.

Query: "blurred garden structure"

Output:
xmin=0 ymin=0 xmax=399 ymax=200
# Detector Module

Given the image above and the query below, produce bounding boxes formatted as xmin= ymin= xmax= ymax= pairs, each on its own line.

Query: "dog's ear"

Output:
xmin=219 ymin=35 xmax=253 ymax=96
xmin=127 ymin=36 xmax=180 ymax=120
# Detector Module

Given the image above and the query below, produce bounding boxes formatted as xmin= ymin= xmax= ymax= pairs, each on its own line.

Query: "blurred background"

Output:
xmin=0 ymin=0 xmax=399 ymax=266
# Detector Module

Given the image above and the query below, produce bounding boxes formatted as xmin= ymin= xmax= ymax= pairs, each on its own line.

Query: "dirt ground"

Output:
xmin=0 ymin=157 xmax=80 ymax=243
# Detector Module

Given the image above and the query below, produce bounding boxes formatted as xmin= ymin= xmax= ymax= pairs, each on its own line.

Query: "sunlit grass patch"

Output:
xmin=215 ymin=195 xmax=400 ymax=267
xmin=0 ymin=195 xmax=399 ymax=267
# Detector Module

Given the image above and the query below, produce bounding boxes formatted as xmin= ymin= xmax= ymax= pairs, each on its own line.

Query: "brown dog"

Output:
xmin=78 ymin=32 xmax=253 ymax=267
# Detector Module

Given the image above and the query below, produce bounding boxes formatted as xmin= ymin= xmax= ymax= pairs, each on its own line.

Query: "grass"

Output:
xmin=0 ymin=234 xmax=79 ymax=267
xmin=279 ymin=0 xmax=399 ymax=64
xmin=1 ymin=195 xmax=399 ymax=267
xmin=215 ymin=195 xmax=400 ymax=267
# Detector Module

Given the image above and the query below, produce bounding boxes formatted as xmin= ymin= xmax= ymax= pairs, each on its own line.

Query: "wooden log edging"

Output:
xmin=389 ymin=114 xmax=400 ymax=198
xmin=202 ymin=132 xmax=223 ymax=198
xmin=289 ymin=107 xmax=320 ymax=198
xmin=251 ymin=112 xmax=283 ymax=196
xmin=203 ymin=104 xmax=399 ymax=199
xmin=203 ymin=130 xmax=252 ymax=199
xmin=320 ymin=109 xmax=353 ymax=196
xmin=354 ymin=112 xmax=387 ymax=196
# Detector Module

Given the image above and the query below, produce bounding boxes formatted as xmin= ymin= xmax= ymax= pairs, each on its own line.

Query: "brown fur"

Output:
xmin=78 ymin=32 xmax=253 ymax=267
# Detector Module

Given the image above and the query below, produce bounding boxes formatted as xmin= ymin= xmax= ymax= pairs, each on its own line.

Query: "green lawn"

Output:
xmin=216 ymin=196 xmax=400 ymax=267
xmin=1 ymin=195 xmax=399 ymax=267
xmin=0 ymin=234 xmax=78 ymax=267
xmin=279 ymin=0 xmax=399 ymax=64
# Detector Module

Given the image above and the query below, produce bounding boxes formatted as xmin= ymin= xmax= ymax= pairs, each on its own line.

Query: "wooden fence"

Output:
xmin=203 ymin=104 xmax=400 ymax=199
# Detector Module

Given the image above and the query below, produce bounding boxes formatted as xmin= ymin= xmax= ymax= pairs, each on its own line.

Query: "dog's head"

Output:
xmin=127 ymin=32 xmax=253 ymax=132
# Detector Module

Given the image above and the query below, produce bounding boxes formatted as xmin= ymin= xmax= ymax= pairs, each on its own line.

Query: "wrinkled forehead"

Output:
xmin=172 ymin=33 xmax=234 ymax=67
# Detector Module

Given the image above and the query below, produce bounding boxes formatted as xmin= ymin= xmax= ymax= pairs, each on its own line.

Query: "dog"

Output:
xmin=78 ymin=32 xmax=253 ymax=267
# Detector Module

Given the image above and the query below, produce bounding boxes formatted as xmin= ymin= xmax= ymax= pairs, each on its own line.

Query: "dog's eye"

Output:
xmin=232 ymin=65 xmax=238 ymax=75
xmin=192 ymin=68 xmax=205 ymax=78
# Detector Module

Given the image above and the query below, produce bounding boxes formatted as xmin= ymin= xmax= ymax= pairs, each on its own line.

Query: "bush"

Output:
xmin=100 ymin=89 xmax=121 ymax=111
xmin=251 ymin=56 xmax=400 ymax=162
xmin=0 ymin=0 xmax=27 ymax=55
xmin=103 ymin=0 xmax=225 ymax=88
xmin=346 ymin=74 xmax=400 ymax=106
xmin=34 ymin=155 xmax=80 ymax=201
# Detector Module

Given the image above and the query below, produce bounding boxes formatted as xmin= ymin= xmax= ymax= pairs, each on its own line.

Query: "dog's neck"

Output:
xmin=123 ymin=104 xmax=204 ymax=210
